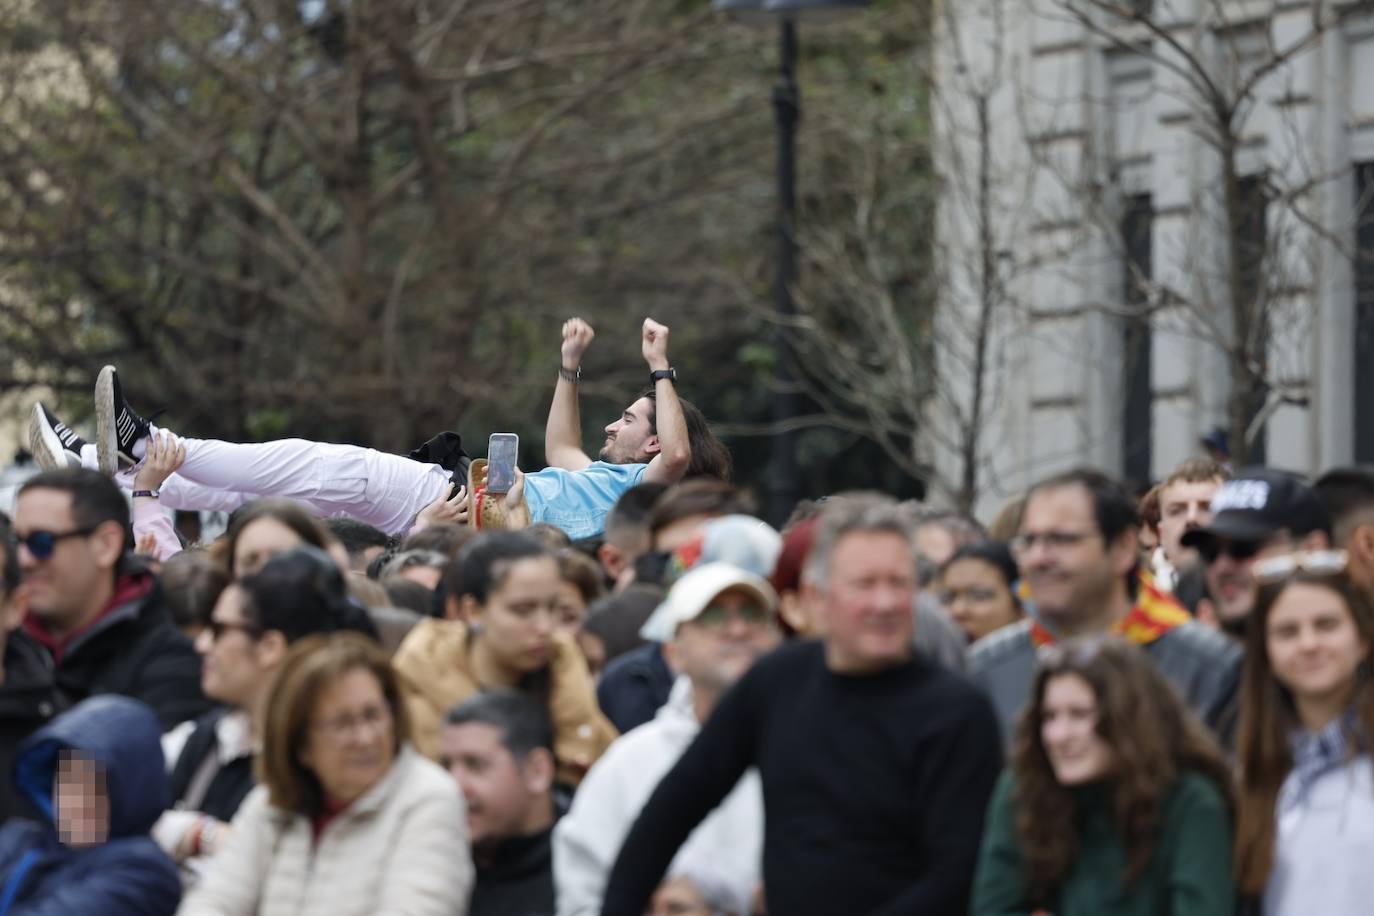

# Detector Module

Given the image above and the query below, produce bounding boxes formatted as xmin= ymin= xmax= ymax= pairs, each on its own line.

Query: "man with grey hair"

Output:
xmin=600 ymin=495 xmax=1003 ymax=916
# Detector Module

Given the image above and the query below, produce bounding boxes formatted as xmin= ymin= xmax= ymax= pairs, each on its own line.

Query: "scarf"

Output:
xmin=1026 ymin=571 xmax=1192 ymax=648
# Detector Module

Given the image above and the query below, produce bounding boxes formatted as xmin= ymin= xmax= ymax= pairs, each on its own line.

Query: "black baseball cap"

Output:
xmin=1181 ymin=467 xmax=1331 ymax=548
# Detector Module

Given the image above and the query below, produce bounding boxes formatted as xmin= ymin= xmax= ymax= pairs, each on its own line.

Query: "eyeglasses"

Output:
xmin=16 ymin=526 xmax=99 ymax=561
xmin=1252 ymin=550 xmax=1349 ymax=586
xmin=1009 ymin=530 xmax=1097 ymax=556
xmin=206 ymin=619 xmax=262 ymax=643
xmin=692 ymin=604 xmax=770 ymax=628
xmin=1197 ymin=538 xmax=1263 ymax=564
xmin=312 ymin=704 xmax=392 ymax=743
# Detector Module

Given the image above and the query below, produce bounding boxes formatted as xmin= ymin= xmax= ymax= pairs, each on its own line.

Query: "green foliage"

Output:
xmin=0 ymin=0 xmax=936 ymax=507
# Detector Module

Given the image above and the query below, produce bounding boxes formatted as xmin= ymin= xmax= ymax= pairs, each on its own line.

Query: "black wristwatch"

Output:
xmin=649 ymin=368 xmax=677 ymax=384
xmin=559 ymin=363 xmax=581 ymax=383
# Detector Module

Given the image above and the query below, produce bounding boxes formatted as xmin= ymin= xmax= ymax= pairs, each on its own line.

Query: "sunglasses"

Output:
xmin=1252 ymin=550 xmax=1349 ymax=586
xmin=17 ymin=526 xmax=99 ymax=561
xmin=1196 ymin=538 xmax=1263 ymax=564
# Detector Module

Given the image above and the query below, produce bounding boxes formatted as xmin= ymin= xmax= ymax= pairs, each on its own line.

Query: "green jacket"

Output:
xmin=971 ymin=770 xmax=1235 ymax=916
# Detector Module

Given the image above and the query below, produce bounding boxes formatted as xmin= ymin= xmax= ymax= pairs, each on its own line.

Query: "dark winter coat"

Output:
xmin=0 ymin=633 xmax=69 ymax=825
xmin=0 ymin=695 xmax=181 ymax=916
xmin=166 ymin=708 xmax=256 ymax=824
xmin=23 ymin=560 xmax=210 ymax=730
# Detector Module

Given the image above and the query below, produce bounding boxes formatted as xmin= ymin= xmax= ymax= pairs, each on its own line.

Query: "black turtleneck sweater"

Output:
xmin=471 ymin=825 xmax=556 ymax=916
xmin=600 ymin=640 xmax=1003 ymax=916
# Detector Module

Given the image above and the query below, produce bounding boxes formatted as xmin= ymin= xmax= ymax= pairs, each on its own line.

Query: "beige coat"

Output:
xmin=392 ymin=618 xmax=617 ymax=785
xmin=177 ymin=746 xmax=472 ymax=916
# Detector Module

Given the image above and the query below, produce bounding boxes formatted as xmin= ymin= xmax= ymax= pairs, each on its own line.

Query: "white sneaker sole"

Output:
xmin=94 ymin=365 xmax=119 ymax=475
xmin=29 ymin=404 xmax=71 ymax=471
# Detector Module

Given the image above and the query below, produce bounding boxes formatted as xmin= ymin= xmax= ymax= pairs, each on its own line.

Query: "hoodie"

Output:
xmin=0 ymin=695 xmax=181 ymax=916
xmin=552 ymin=676 xmax=761 ymax=916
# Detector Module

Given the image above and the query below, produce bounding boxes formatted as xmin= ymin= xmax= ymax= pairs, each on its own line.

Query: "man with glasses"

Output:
xmin=0 ymin=512 xmax=70 ymax=823
xmin=1181 ymin=467 xmax=1332 ymax=638
xmin=555 ymin=562 xmax=779 ymax=915
xmin=970 ymin=468 xmax=1241 ymax=745
xmin=12 ymin=468 xmax=208 ymax=731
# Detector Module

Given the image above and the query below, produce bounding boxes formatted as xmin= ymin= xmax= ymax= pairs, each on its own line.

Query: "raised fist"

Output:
xmin=642 ymin=318 xmax=670 ymax=370
xmin=561 ymin=318 xmax=595 ymax=368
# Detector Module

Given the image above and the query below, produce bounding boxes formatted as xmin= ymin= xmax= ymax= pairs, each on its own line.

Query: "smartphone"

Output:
xmin=486 ymin=433 xmax=519 ymax=494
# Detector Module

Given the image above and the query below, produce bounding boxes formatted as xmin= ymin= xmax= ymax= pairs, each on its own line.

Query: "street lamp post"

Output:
xmin=714 ymin=0 xmax=868 ymax=526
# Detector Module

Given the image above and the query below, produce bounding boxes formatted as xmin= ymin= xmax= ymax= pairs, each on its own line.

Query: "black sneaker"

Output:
xmin=94 ymin=365 xmax=151 ymax=475
xmin=28 ymin=403 xmax=87 ymax=471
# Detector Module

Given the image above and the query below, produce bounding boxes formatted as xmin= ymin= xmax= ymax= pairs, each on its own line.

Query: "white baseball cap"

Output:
xmin=640 ymin=562 xmax=778 ymax=643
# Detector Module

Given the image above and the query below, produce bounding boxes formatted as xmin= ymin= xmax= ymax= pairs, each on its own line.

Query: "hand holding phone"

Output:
xmin=486 ymin=433 xmax=519 ymax=494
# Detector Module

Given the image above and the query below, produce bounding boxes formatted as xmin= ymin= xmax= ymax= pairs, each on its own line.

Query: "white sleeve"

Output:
xmin=553 ymin=747 xmax=638 ymax=916
xmin=175 ymin=788 xmax=274 ymax=916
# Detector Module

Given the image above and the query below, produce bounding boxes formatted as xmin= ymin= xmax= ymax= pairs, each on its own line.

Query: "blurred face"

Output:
xmin=15 ymin=488 xmax=122 ymax=635
xmin=299 ymin=668 xmax=396 ymax=805
xmin=195 ymin=584 xmax=273 ymax=708
xmin=938 ymin=558 xmax=1019 ymax=644
xmin=553 ymin=580 xmax=588 ymax=638
xmin=669 ymin=588 xmax=780 ymax=696
xmin=1040 ymin=673 xmax=1114 ymax=786
xmin=914 ymin=524 xmax=957 ymax=569
xmin=1017 ymin=485 xmax=1131 ymax=630
xmin=55 ymin=753 xmax=109 ymax=848
xmin=233 ymin=517 xmax=304 ymax=578
xmin=600 ymin=397 xmax=658 ymax=465
xmin=439 ymin=722 xmax=550 ymax=846
xmin=1202 ymin=532 xmax=1293 ymax=627
xmin=1157 ymin=478 xmax=1222 ymax=568
xmin=1266 ymin=582 xmax=1370 ymax=708
xmin=472 ymin=556 xmax=562 ymax=675
xmin=814 ymin=531 xmax=916 ymax=674
xmin=398 ymin=564 xmax=443 ymax=591
xmin=647 ymin=877 xmax=711 ymax=916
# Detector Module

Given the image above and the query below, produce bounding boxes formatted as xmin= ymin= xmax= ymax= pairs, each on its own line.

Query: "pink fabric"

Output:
xmin=134 ymin=500 xmax=183 ymax=562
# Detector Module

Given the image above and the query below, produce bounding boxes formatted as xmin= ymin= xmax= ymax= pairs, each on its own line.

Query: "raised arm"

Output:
xmin=545 ymin=317 xmax=596 ymax=471
xmin=640 ymin=318 xmax=690 ymax=484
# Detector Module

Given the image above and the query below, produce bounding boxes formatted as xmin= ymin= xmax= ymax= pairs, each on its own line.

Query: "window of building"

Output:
xmin=1121 ymin=194 xmax=1153 ymax=483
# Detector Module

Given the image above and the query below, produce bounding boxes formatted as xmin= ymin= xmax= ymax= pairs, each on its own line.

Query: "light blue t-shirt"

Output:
xmin=523 ymin=461 xmax=648 ymax=541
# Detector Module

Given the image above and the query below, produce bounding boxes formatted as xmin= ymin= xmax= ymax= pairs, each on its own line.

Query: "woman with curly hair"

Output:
xmin=971 ymin=637 xmax=1235 ymax=915
xmin=1234 ymin=553 xmax=1374 ymax=914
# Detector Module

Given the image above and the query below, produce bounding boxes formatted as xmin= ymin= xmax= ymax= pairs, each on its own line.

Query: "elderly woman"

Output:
xmin=177 ymin=633 xmax=471 ymax=916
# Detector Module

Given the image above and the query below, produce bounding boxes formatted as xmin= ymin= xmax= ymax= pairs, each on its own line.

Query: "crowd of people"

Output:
xmin=0 ymin=315 xmax=1370 ymax=915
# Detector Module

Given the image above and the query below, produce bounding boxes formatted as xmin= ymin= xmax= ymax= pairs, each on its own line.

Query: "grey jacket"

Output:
xmin=968 ymin=618 xmax=1242 ymax=747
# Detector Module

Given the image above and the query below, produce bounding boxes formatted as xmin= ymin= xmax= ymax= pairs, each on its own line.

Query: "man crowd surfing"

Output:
xmin=0 ymin=315 xmax=1370 ymax=915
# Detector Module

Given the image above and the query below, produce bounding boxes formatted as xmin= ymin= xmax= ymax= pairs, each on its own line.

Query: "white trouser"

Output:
xmin=102 ymin=427 xmax=452 ymax=535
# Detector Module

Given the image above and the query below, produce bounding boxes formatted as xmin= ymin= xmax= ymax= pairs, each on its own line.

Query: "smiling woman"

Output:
xmin=178 ymin=634 xmax=472 ymax=916
xmin=1234 ymin=561 xmax=1374 ymax=914
xmin=971 ymin=638 xmax=1237 ymax=916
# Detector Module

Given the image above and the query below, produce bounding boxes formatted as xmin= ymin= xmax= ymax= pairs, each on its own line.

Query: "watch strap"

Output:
xmin=559 ymin=364 xmax=581 ymax=383
xmin=132 ymin=489 xmax=161 ymax=499
xmin=649 ymin=368 xmax=677 ymax=384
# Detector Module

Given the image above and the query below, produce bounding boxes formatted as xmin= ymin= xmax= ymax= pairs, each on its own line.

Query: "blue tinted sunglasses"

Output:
xmin=17 ymin=526 xmax=99 ymax=560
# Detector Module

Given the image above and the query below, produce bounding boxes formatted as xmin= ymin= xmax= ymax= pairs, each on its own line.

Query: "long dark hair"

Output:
xmin=1012 ymin=638 xmax=1234 ymax=904
xmin=238 ymin=547 xmax=378 ymax=642
xmin=1235 ymin=570 xmax=1374 ymax=895
xmin=642 ymin=388 xmax=732 ymax=482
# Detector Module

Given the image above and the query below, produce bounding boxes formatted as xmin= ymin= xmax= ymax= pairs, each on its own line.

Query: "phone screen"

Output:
xmin=487 ymin=433 xmax=519 ymax=494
